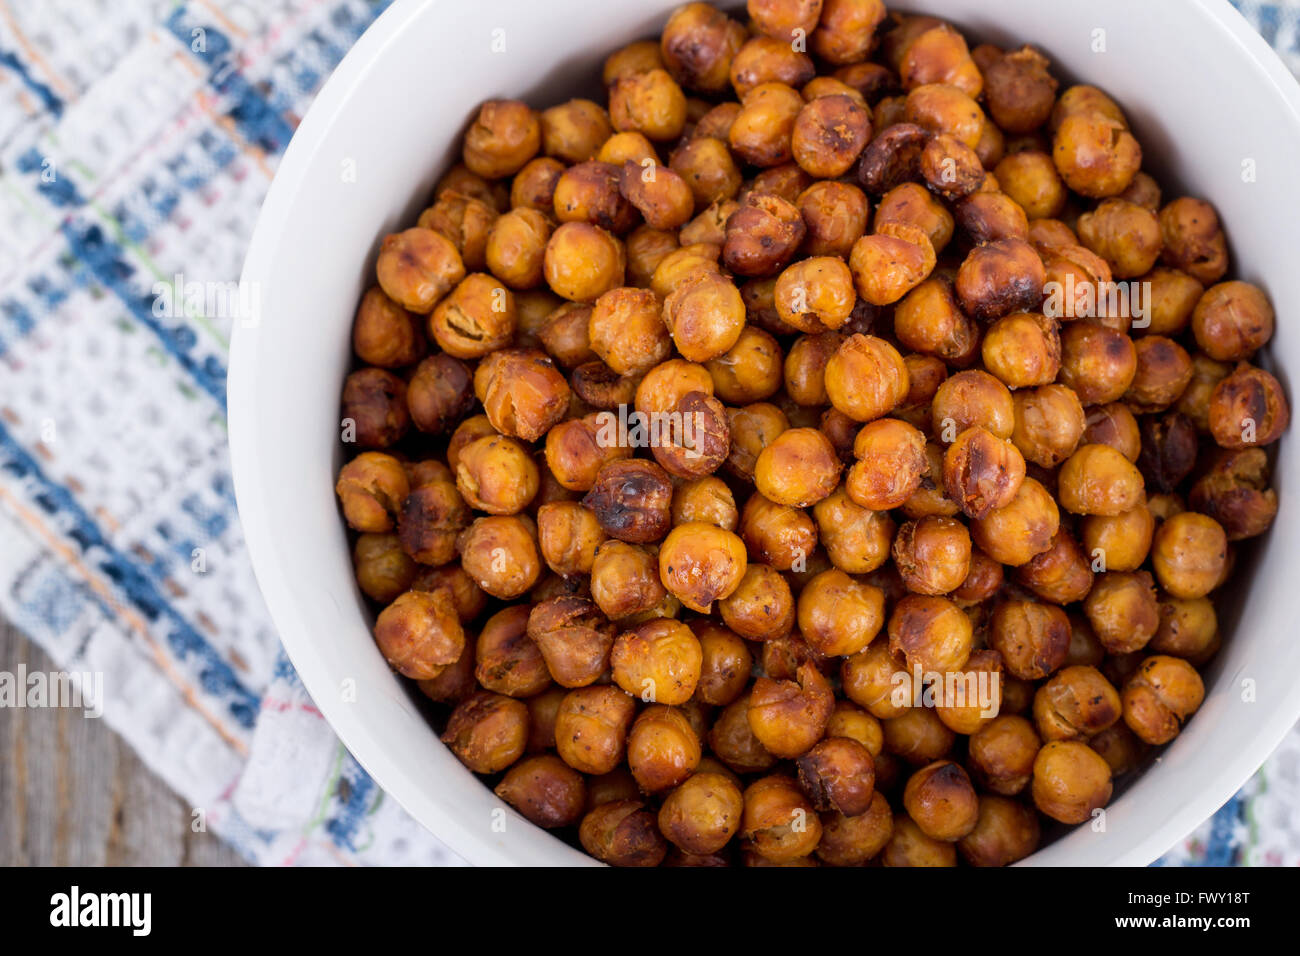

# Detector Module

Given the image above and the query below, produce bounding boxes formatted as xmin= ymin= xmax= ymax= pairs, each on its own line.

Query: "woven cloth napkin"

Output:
xmin=0 ymin=0 xmax=1296 ymax=867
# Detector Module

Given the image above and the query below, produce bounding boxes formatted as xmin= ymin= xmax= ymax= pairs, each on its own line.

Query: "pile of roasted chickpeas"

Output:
xmin=334 ymin=0 xmax=1288 ymax=866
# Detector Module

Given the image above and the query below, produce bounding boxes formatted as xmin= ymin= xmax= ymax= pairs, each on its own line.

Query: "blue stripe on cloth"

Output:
xmin=59 ymin=219 xmax=229 ymax=409
xmin=325 ymin=756 xmax=380 ymax=851
xmin=0 ymin=417 xmax=259 ymax=729
xmin=16 ymin=147 xmax=86 ymax=207
xmin=0 ymin=46 xmax=64 ymax=117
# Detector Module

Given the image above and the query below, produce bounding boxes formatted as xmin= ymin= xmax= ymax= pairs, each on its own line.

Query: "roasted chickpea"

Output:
xmin=981 ymin=45 xmax=1056 ymax=132
xmin=1084 ymin=570 xmax=1160 ymax=653
xmin=957 ymin=795 xmax=1041 ymax=867
xmin=882 ymin=813 xmax=958 ymax=867
xmin=336 ymin=452 xmax=409 ymax=533
xmin=797 ymin=181 xmax=871 ymax=258
xmin=463 ymin=99 xmax=540 ymax=178
xmin=659 ymin=2 xmax=747 ymax=94
xmin=1126 ymin=336 xmax=1193 ymax=413
xmin=783 ymin=332 xmax=843 ymax=406
xmin=1150 ymin=511 xmax=1228 ymax=600
xmin=718 ymin=563 xmax=795 ymax=641
xmin=849 ymin=222 xmax=936 ymax=306
xmin=352 ymin=286 xmax=424 ymax=368
xmin=902 ymin=760 xmax=979 ymax=841
xmin=1052 ymin=112 xmax=1141 ymax=198
xmin=722 ymin=193 xmax=806 ymax=278
xmin=795 ymin=568 xmax=885 ymax=657
xmin=552 ymin=684 xmax=635 ymax=775
xmin=608 ymin=68 xmax=688 ymax=142
xmin=454 ymin=435 xmax=538 ymax=515
xmin=933 ymin=370 xmax=1016 ymax=441
xmin=1076 ymin=198 xmax=1162 ymax=279
xmin=352 ymin=533 xmax=416 ymax=603
xmin=1159 ymin=197 xmax=1229 ymax=284
xmin=341 ymin=368 xmax=409 ymax=449
xmin=1122 ymin=655 xmax=1206 ymax=745
xmin=708 ymin=693 xmax=779 ymax=774
xmin=893 ymin=278 xmax=978 ymax=368
xmin=586 ymin=286 xmax=670 ymax=377
xmin=824 ymin=334 xmax=910 ymax=423
xmin=843 ymin=642 xmax=913 ymax=719
xmin=1150 ymin=595 xmax=1218 ymax=662
xmin=797 ymin=736 xmax=876 ymax=817
xmin=1088 ymin=722 xmax=1148 ymax=776
xmin=442 ymin=688 xmax=529 ymax=775
xmin=457 ymin=514 xmax=540 ymax=599
xmin=1189 ymin=448 xmax=1279 ymax=541
xmin=888 ymin=594 xmax=973 ymax=674
xmin=660 ymin=271 xmax=747 ymax=363
xmin=1208 ymin=362 xmax=1290 ymax=449
xmin=1032 ymin=665 xmax=1121 ymax=742
xmin=993 ymin=151 xmax=1066 ymax=220
xmin=775 ymin=257 xmax=857 ymax=332
xmin=1031 ymin=739 xmax=1113 ymax=823
xmin=478 ymin=348 xmax=570 ymax=441
xmin=981 ymin=312 xmax=1060 ymax=389
xmin=671 ymin=136 xmax=744 ymax=207
xmin=376 ymin=227 xmax=466 ymax=314
xmin=580 ymin=799 xmax=668 ymax=867
xmin=892 ymin=516 xmax=972 ymax=596
xmin=842 ymin=418 xmax=927 ymax=512
xmin=398 ymin=479 xmax=470 ymax=566
xmin=658 ymin=771 xmax=744 ymax=854
xmin=727 ymin=82 xmax=803 ymax=168
xmin=932 ymin=648 xmax=1004 ymax=734
xmin=420 ymin=189 xmax=498 ymax=273
xmin=1056 ymin=443 xmax=1146 ymax=517
xmin=703 ymin=326 xmax=783 ymax=405
xmin=955 ymin=189 xmax=1029 ymax=244
xmin=900 ymin=440 xmax=963 ymax=520
xmin=494 ymin=754 xmax=585 ymax=829
xmin=1192 ymin=280 xmax=1274 ymax=362
xmin=1058 ymin=322 xmax=1138 ymax=406
xmin=615 ymin=159 xmax=692 ymax=230
xmin=748 ymin=663 xmax=835 ymax=758
xmin=904 ymin=82 xmax=984 ymax=147
xmin=812 ymin=487 xmax=895 ymax=574
xmin=989 ymin=599 xmax=1070 ymax=680
xmin=816 ymin=791 xmax=893 ymax=865
xmin=435 ymin=163 xmax=507 ymax=211
xmin=942 ymin=427 xmax=1026 ymax=521
xmin=372 ymin=587 xmax=465 ymax=681
xmin=952 ymin=548 xmax=1004 ymax=607
xmin=968 ymin=714 xmax=1040 ymax=795
xmin=511 ymin=156 xmax=565 ymax=212
xmin=791 ymin=94 xmax=872 ymax=179
xmin=611 ymin=618 xmax=703 ymax=706
xmin=590 ymin=540 xmax=670 ymax=620
xmin=626 ymin=705 xmax=702 ymax=792
xmin=754 ymin=427 xmax=843 ymax=507
xmin=483 ymin=208 xmax=552 ymax=291
xmin=474 ymin=604 xmax=549 ymax=697
xmin=740 ymin=492 xmax=819 ymax=570
xmin=693 ymin=622 xmax=754 ymax=707
xmin=742 ymin=774 xmax=822 ymax=861
xmin=955 ymin=237 xmax=1045 ymax=322
xmin=657 ymin=522 xmax=748 ymax=614
xmin=1081 ymin=403 xmax=1141 ymax=465
xmin=919 ymin=133 xmax=984 ymax=201
xmin=604 ymin=39 xmax=665 ymax=86
xmin=878 ymin=182 xmax=956 ymax=254
xmin=404 ymin=354 xmax=472 ymax=436
xmin=582 ymin=458 xmax=674 ymax=545
xmin=857 ymin=122 xmax=928 ymax=195
xmin=524 ymin=596 xmax=613 ymax=688
xmin=969 ymin=476 xmax=1059 ymax=566
xmin=671 ymin=477 xmax=737 ymax=532
xmin=730 ymin=35 xmax=815 ymax=98
xmin=429 ymin=273 xmax=516 ymax=359
xmin=543 ymin=414 xmax=628 ymax=493
xmin=1010 ymin=385 xmax=1085 ymax=470
xmin=543 ymin=221 xmax=625 ymax=302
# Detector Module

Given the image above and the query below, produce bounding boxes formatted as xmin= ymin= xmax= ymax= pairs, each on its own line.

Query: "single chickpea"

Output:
xmin=902 ymin=761 xmax=979 ymax=842
xmin=748 ymin=663 xmax=835 ymax=758
xmin=1057 ymin=443 xmax=1146 ymax=517
xmin=941 ymin=427 xmax=1026 ymax=522
xmin=670 ymin=136 xmax=744 ymax=207
xmin=857 ymin=122 xmax=928 ymax=195
xmin=797 ymin=181 xmax=871 ymax=258
xmin=968 ymin=714 xmax=1040 ymax=794
xmin=463 ymin=99 xmax=540 ymax=178
xmin=1208 ymin=362 xmax=1290 ymax=449
xmin=919 ymin=133 xmax=984 ymax=201
xmin=660 ymin=2 xmax=747 ymax=94
xmin=705 ymin=326 xmax=784 ymax=404
xmin=878 ymin=183 xmax=956 ymax=254
xmin=934 ymin=648 xmax=1005 ymax=735
xmin=435 ymin=163 xmax=507 ymax=211
xmin=1122 ymin=654 xmax=1206 ymax=745
xmin=983 ymin=45 xmax=1057 ymax=131
xmin=543 ymin=222 xmax=625 ymax=302
xmin=588 ymin=286 xmax=671 ymax=377
xmin=812 ymin=486 xmax=896 ymax=574
xmin=1191 ymin=280 xmax=1274 ymax=363
xmin=718 ymin=562 xmax=795 ymax=641
xmin=352 ymin=286 xmax=424 ymax=368
xmin=1076 ymin=198 xmax=1162 ymax=279
xmin=693 ymin=622 xmax=754 ymax=706
xmin=881 ymin=813 xmax=958 ymax=867
xmin=740 ymin=491 xmax=819 ymax=570
xmin=710 ymin=693 xmax=779 ymax=773
xmin=842 ymin=643 xmax=913 ymax=720
xmin=341 ymin=368 xmax=409 ymax=449
xmin=784 ymin=332 xmax=845 ymax=406
xmin=816 ymin=791 xmax=893 ymax=866
xmin=901 ymin=441 xmax=963 ymax=521
xmin=1031 ymin=739 xmax=1113 ymax=823
xmin=824 ymin=334 xmax=910 ymax=423
xmin=755 ymin=427 xmax=843 ymax=507
xmin=955 ymin=190 xmax=1030 ymax=244
xmin=1084 ymin=570 xmax=1160 ymax=653
xmin=405 ymin=354 xmax=472 ymax=437
xmin=1126 ymin=335 xmax=1194 ymax=413
xmin=474 ymin=605 xmax=550 ymax=697
xmin=1015 ymin=529 xmax=1094 ymax=604
xmin=952 ymin=548 xmax=1004 ymax=606
xmin=844 ymin=418 xmax=928 ymax=511
xmin=722 ymin=193 xmax=807 ymax=278
xmin=797 ymin=736 xmax=876 ymax=817
xmin=372 ymin=588 xmax=464 ymax=680
xmin=580 ymin=800 xmax=668 ymax=866
xmin=441 ymin=690 xmax=529 ymax=774
xmin=989 ymin=598 xmax=1070 ymax=679
xmin=743 ymin=774 xmax=823 ymax=862
xmin=892 ymin=516 xmax=972 ymax=595
xmin=544 ymin=414 xmax=629 ymax=493
xmin=1151 ymin=596 xmax=1219 ymax=663
xmin=791 ymin=94 xmax=872 ymax=178
xmin=494 ymin=754 xmax=585 ymax=829
xmin=812 ymin=0 xmax=888 ymax=66
xmin=775 ymin=257 xmax=857 ymax=332
xmin=958 ymin=795 xmax=1041 ymax=867
xmin=1189 ymin=448 xmax=1278 ymax=541
xmin=524 ymin=596 xmax=613 ymax=688
xmin=454 ymin=435 xmax=538 ymax=515
xmin=727 ymin=82 xmax=803 ymax=167
xmin=981 ymin=312 xmax=1061 ymax=389
xmin=848 ymin=223 xmax=937 ymax=306
xmin=730 ymin=35 xmax=815 ymax=98
xmin=904 ymin=82 xmax=984 ymax=147
xmin=797 ymin=569 xmax=886 ymax=656
xmin=336 ymin=452 xmax=409 ymax=533
xmin=955 ymin=237 xmax=1046 ymax=322
xmin=888 ymin=594 xmax=973 ymax=674
xmin=456 ymin=514 xmax=539 ymax=599
xmin=657 ymin=521 xmax=748 ymax=613
xmin=582 ymin=459 xmax=674 ymax=544
xmin=609 ymin=68 xmax=688 ymax=142
xmin=658 ymin=771 xmax=744 ymax=854
xmin=352 ymin=533 xmax=416 ymax=604
xmin=1059 ymin=322 xmax=1139 ymax=405
xmin=893 ymin=277 xmax=979 ymax=369
xmin=626 ymin=705 xmax=702 ymax=793
xmin=1151 ymin=512 xmax=1228 ymax=600
xmin=603 ymin=39 xmax=665 ymax=85
xmin=1159 ymin=197 xmax=1229 ymax=284
xmin=511 ymin=156 xmax=565 ymax=212
xmin=420 ymin=189 xmax=498 ymax=272
xmin=1052 ymin=112 xmax=1141 ymax=198
xmin=623 ymin=224 xmax=681 ymax=288
xmin=535 ymin=501 xmax=606 ymax=577
xmin=611 ymin=618 xmax=702 ymax=705
xmin=375 ymin=227 xmax=467 ymax=314
xmin=589 ymin=540 xmax=670 ymax=620
xmin=478 ymin=348 xmax=571 ymax=441
xmin=1032 ymin=665 xmax=1121 ymax=741
xmin=398 ymin=479 xmax=470 ymax=566
xmin=662 ymin=271 xmax=747 ymax=362
xmin=994 ymin=151 xmax=1066 ymax=220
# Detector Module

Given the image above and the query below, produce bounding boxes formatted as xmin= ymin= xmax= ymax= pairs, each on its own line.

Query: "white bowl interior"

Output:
xmin=231 ymin=0 xmax=1300 ymax=865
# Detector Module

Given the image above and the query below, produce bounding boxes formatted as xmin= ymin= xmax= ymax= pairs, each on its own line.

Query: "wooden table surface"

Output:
xmin=0 ymin=621 xmax=247 ymax=866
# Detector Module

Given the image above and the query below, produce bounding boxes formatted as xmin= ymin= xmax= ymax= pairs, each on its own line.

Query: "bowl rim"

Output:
xmin=231 ymin=0 xmax=1300 ymax=866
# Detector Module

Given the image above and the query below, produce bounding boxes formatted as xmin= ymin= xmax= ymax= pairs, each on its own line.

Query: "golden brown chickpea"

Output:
xmin=740 ymin=491 xmax=819 ymax=571
xmin=806 ymin=0 xmax=884 ymax=64
xmin=717 ymin=563 xmax=794 ymax=642
xmin=456 ymin=514 xmax=540 ymax=599
xmin=375 ymin=227 xmax=467 ymax=315
xmin=670 ymin=136 xmax=743 ymax=208
xmin=429 ymin=273 xmax=516 ymax=359
xmin=580 ymin=799 xmax=668 ymax=866
xmin=993 ymin=151 xmax=1066 ymax=220
xmin=1126 ymin=336 xmax=1193 ymax=413
xmin=825 ymin=700 xmax=884 ymax=755
xmin=940 ymin=427 xmax=1026 ymax=524
xmin=968 ymin=714 xmax=1040 ymax=795
xmin=955 ymin=189 xmax=1030 ymax=245
xmin=1075 ymin=198 xmax=1162 ymax=279
xmin=1056 ymin=443 xmax=1146 ymax=517
xmin=336 ymin=452 xmax=409 ymax=533
xmin=553 ymin=684 xmax=635 ymax=775
xmin=957 ymin=795 xmax=1040 ymax=867
xmin=842 ymin=643 xmax=912 ymax=720
xmin=537 ymin=501 xmax=606 ymax=578
xmin=902 ymin=760 xmax=979 ymax=842
xmin=1032 ymin=665 xmax=1121 ymax=742
xmin=1122 ymin=654 xmax=1206 ymax=745
xmin=1159 ymin=197 xmax=1229 ymax=284
xmin=706 ymin=693 xmax=776 ymax=774
xmin=494 ymin=754 xmax=585 ymax=829
xmin=669 ymin=478 xmax=735 ymax=533
xmin=658 ymin=771 xmax=744 ymax=854
xmin=352 ymin=533 xmax=416 ymax=604
xmin=614 ymin=160 xmax=690 ymax=230
xmin=1052 ymin=111 xmax=1141 ymax=198
xmin=419 ymin=190 xmax=498 ymax=273
xmin=1189 ymin=448 xmax=1279 ymax=541
xmin=523 ymin=596 xmax=612 ymax=689
xmin=901 ymin=81 xmax=981 ymax=144
xmin=796 ymin=569 xmax=885 ymax=657
xmin=608 ymin=68 xmax=687 ymax=142
xmin=1150 ymin=511 xmax=1228 ymax=600
xmin=1192 ymin=280 xmax=1274 ymax=362
xmin=955 ymin=237 xmax=1046 ymax=322
xmin=891 ymin=516 xmax=971 ymax=596
xmin=453 ymin=435 xmax=538 ymax=515
xmin=657 ymin=522 xmax=748 ymax=614
xmin=816 ymin=791 xmax=892 ymax=865
xmin=660 ymin=2 xmax=747 ymax=94
xmin=1209 ymin=362 xmax=1290 ymax=449
xmin=969 ymin=475 xmax=1059 ymax=566
xmin=753 ymin=427 xmax=843 ymax=509
xmin=1013 ymin=529 xmax=1093 ymax=604
xmin=900 ymin=441 xmax=963 ymax=521
xmin=625 ymin=705 xmax=702 ymax=793
xmin=1058 ymin=321 xmax=1139 ymax=407
xmin=797 ymin=736 xmax=876 ymax=817
xmin=483 ymin=207 xmax=552 ymax=291
xmin=1081 ymin=504 xmax=1154 ymax=573
xmin=729 ymin=35 xmax=815 ymax=98
xmin=649 ymin=391 xmax=731 ymax=480
xmin=981 ymin=312 xmax=1061 ymax=389
xmin=441 ymin=690 xmax=528 ymax=774
xmin=352 ymin=286 xmax=424 ymax=368
xmin=918 ymin=132 xmax=984 ymax=202
xmin=650 ymin=242 xmax=724 ymax=301
xmin=478 ymin=349 xmax=570 ymax=442
xmin=748 ymin=663 xmax=835 ymax=759
xmin=543 ymin=222 xmax=625 ymax=302
xmin=721 ymin=194 xmax=806 ymax=280
xmin=692 ymin=623 xmax=754 ymax=707
xmin=581 ymin=458 xmax=674 ymax=545
xmin=584 ymin=288 xmax=668 ymax=378
xmin=726 ymin=81 xmax=802 ymax=168
xmin=798 ymin=181 xmax=871 ymax=259
xmin=882 ymin=812 xmax=958 ymax=866
xmin=824 ymin=334 xmax=910 ymax=424
xmin=463 ymin=99 xmax=540 ymax=178
xmin=527 ymin=685 xmax=566 ymax=753
xmin=789 ymin=94 xmax=872 ymax=179
xmin=340 ymin=368 xmax=409 ymax=449
xmin=435 ymin=163 xmax=507 ymax=211
xmin=587 ymin=540 xmax=668 ymax=622
xmin=748 ymin=0 xmax=823 ymax=40
xmin=372 ymin=587 xmax=464 ymax=681
xmin=981 ymin=44 xmax=1057 ymax=131
xmin=989 ymin=598 xmax=1070 ymax=680
xmin=932 ymin=370 xmax=1016 ymax=443
xmin=783 ymin=333 xmax=842 ymax=406
xmin=842 ymin=418 xmax=928 ymax=513
xmin=1010 ymin=386 xmax=1085 ymax=472
xmin=474 ymin=604 xmax=549 ymax=697
xmin=398 ymin=479 xmax=470 ymax=565
xmin=774 ymin=257 xmax=856 ymax=333
xmin=611 ymin=618 xmax=702 ymax=706
xmin=538 ymin=98 xmax=611 ymax=164
xmin=416 ymin=633 xmax=477 ymax=704
xmin=1032 ymin=739 xmax=1112 ymax=823
xmin=849 ymin=223 xmax=937 ymax=306
xmin=893 ymin=278 xmax=978 ymax=368
xmin=878 ymin=183 xmax=956 ymax=254
xmin=661 ymin=271 xmax=747 ymax=363
xmin=931 ymin=647 xmax=1003 ymax=735
xmin=604 ymin=39 xmax=665 ymax=86
xmin=1121 ymin=170 xmax=1163 ymax=211
xmin=552 ymin=161 xmax=635 ymax=234
xmin=536 ymin=301 xmax=595 ymax=369
xmin=543 ymin=415 xmax=628 ymax=493
xmin=811 ymin=487 xmax=894 ymax=574
xmin=619 ymin=226 xmax=678 ymax=290
xmin=704 ymin=326 xmax=783 ymax=405
xmin=742 ymin=774 xmax=823 ymax=861
xmin=679 ymin=199 xmax=737 ymax=247
xmin=511 ymin=156 xmax=565 ymax=213
xmin=888 ymin=594 xmax=973 ymax=674
xmin=1084 ymin=570 xmax=1160 ymax=653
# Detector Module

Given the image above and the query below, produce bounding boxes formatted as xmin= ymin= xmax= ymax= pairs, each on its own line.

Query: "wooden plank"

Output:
xmin=0 ymin=621 xmax=248 ymax=866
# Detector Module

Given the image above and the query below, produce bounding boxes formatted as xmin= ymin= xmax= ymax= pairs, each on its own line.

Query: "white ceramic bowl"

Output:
xmin=232 ymin=0 xmax=1300 ymax=865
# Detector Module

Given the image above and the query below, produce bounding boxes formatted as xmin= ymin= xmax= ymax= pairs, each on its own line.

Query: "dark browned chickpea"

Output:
xmin=1159 ymin=197 xmax=1229 ymax=284
xmin=403 ymin=355 xmax=471 ymax=437
xmin=953 ymin=548 xmax=1004 ymax=607
xmin=891 ymin=516 xmax=971 ymax=596
xmin=774 ymin=257 xmax=856 ymax=332
xmin=790 ymin=94 xmax=872 ymax=179
xmin=954 ymin=189 xmax=1029 ymax=245
xmin=1081 ymin=402 xmax=1141 ymax=465
xmin=797 ymin=181 xmax=871 ymax=259
xmin=417 ymin=634 xmax=477 ymax=704
xmin=1015 ymin=529 xmax=1094 ymax=604
xmin=1032 ymin=665 xmax=1121 ymax=742
xmin=957 ymin=795 xmax=1040 ymax=867
xmin=968 ymin=714 xmax=1040 ymax=795
xmin=722 ymin=193 xmax=806 ymax=279
xmin=494 ymin=754 xmax=585 ymax=828
xmin=748 ymin=663 xmax=835 ymax=758
xmin=797 ymin=736 xmax=876 ymax=817
xmin=580 ymin=800 xmax=667 ymax=866
xmin=882 ymin=812 xmax=958 ymax=867
xmin=1058 ymin=322 xmax=1138 ymax=406
xmin=752 ymin=426 xmax=842 ymax=509
xmin=1057 ymin=443 xmax=1146 ymax=517
xmin=657 ymin=522 xmax=748 ymax=613
xmin=856 ymin=122 xmax=928 ymax=196
xmin=474 ymin=604 xmax=549 ymax=697
xmin=824 ymin=334 xmax=910 ymax=424
xmin=900 ymin=440 xmax=963 ymax=520
xmin=352 ymin=286 xmax=424 ymax=368
xmin=441 ymin=690 xmax=528 ymax=774
xmin=611 ymin=618 xmax=702 ymax=705
xmin=658 ymin=771 xmax=744 ymax=854
xmin=989 ymin=598 xmax=1069 ymax=679
xmin=981 ymin=312 xmax=1060 ymax=389
xmin=797 ymin=569 xmax=885 ymax=657
xmin=742 ymin=774 xmax=822 ymax=862
xmin=569 ymin=363 xmax=634 ymax=413
xmin=729 ymin=35 xmax=815 ymax=98
xmin=670 ymin=136 xmax=743 ymax=209
xmin=692 ymin=622 xmax=753 ymax=707
xmin=888 ymin=594 xmax=973 ymax=674
xmin=582 ymin=458 xmax=674 ymax=544
xmin=660 ymin=2 xmax=747 ymax=94
xmin=955 ymin=237 xmax=1045 ymax=322
xmin=1209 ymin=362 xmax=1290 ymax=449
xmin=1031 ymin=739 xmax=1113 ymax=823
xmin=373 ymin=588 xmax=464 ymax=681
xmin=463 ymin=99 xmax=540 ymax=178
xmin=1084 ymin=570 xmax=1160 ymax=653
xmin=428 ymin=273 xmax=516 ymax=360
xmin=849 ymin=222 xmax=937 ymax=306
xmin=918 ymin=132 xmax=984 ymax=201
xmin=1122 ymin=654 xmax=1206 ymax=745
xmin=375 ymin=227 xmax=466 ymax=314
xmin=1136 ymin=413 xmax=1199 ymax=495
xmin=340 ymin=368 xmax=408 ymax=449
xmin=941 ymin=427 xmax=1026 ymax=523
xmin=982 ymin=45 xmax=1057 ymax=132
xmin=902 ymin=760 xmax=979 ymax=841
xmin=816 ymin=791 xmax=892 ymax=865
xmin=626 ymin=705 xmax=702 ymax=792
xmin=740 ymin=491 xmax=819 ymax=571
xmin=783 ymin=333 xmax=842 ymax=407
xmin=1052 ymin=111 xmax=1141 ymax=198
xmin=551 ymin=161 xmax=636 ymax=236
xmin=453 ymin=435 xmax=538 ymax=515
xmin=717 ymin=563 xmax=794 ymax=642
xmin=648 ymin=391 xmax=730 ymax=479
xmin=843 ymin=418 xmax=928 ymax=512
xmin=336 ymin=452 xmax=409 ymax=533
xmin=622 ymin=225 xmax=679 ymax=289
xmin=1126 ymin=336 xmax=1193 ymax=413
xmin=588 ymin=540 xmax=669 ymax=621
xmin=993 ymin=151 xmax=1065 ymax=220
xmin=1088 ymin=722 xmax=1148 ymax=776
xmin=1192 ymin=280 xmax=1274 ymax=363
xmin=398 ymin=479 xmax=470 ymax=566
xmin=650 ymin=242 xmax=724 ymax=300
xmin=536 ymin=301 xmax=595 ymax=369
xmin=511 ymin=156 xmax=565 ymax=212
xmin=457 ymin=514 xmax=539 ymax=599
xmin=543 ymin=221 xmax=625 ymax=302
xmin=1151 ymin=511 xmax=1228 ymax=600
xmin=1080 ymin=504 xmax=1155 ymax=573
xmin=707 ymin=693 xmax=776 ymax=774
xmin=1189 ymin=448 xmax=1279 ymax=540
